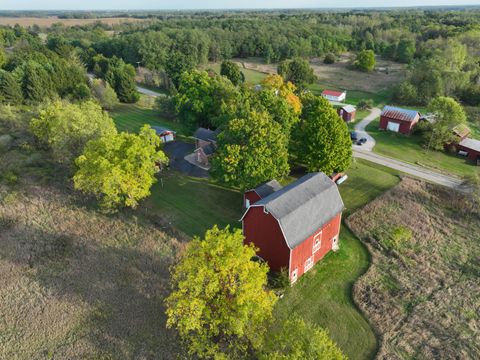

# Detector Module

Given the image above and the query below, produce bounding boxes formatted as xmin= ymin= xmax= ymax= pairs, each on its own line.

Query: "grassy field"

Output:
xmin=366 ymin=119 xmax=480 ymax=178
xmin=348 ymin=178 xmax=480 ymax=359
xmin=110 ymin=104 xmax=188 ymax=135
xmin=205 ymin=62 xmax=269 ymax=84
xmin=146 ymin=172 xmax=243 ymax=237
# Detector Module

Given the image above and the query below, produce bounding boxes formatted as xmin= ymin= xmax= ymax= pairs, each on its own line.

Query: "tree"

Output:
xmin=220 ymin=60 xmax=244 ymax=86
xmin=105 ymin=59 xmax=139 ymax=103
xmin=165 ymin=225 xmax=277 ymax=359
xmin=396 ymin=38 xmax=416 ymax=64
xmin=424 ymin=96 xmax=467 ymax=150
xmin=91 ymin=79 xmax=119 ymax=110
xmin=323 ymin=53 xmax=336 ymax=64
xmin=20 ymin=60 xmax=55 ymax=102
xmin=30 ymin=100 xmax=117 ymax=163
xmin=277 ymin=58 xmax=316 ymax=88
xmin=212 ymin=111 xmax=290 ymax=190
xmin=261 ymin=74 xmax=302 ymax=115
xmin=292 ymin=94 xmax=352 ymax=174
xmin=74 ymin=125 xmax=167 ymax=210
xmin=0 ymin=70 xmax=22 ymax=104
xmin=394 ymin=82 xmax=418 ymax=105
xmin=0 ymin=48 xmax=6 ymax=68
xmin=258 ymin=316 xmax=346 ymax=360
xmin=175 ymin=70 xmax=241 ymax=130
xmin=354 ymin=50 xmax=375 ymax=72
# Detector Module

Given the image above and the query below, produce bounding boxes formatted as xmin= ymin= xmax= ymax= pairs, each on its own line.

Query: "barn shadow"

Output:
xmin=0 ymin=219 xmax=184 ymax=359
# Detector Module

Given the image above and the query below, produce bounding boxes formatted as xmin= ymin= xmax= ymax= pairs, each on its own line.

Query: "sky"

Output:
xmin=1 ymin=0 xmax=480 ymax=11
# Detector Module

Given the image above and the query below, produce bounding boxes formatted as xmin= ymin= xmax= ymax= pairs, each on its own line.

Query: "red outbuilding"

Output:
xmin=379 ymin=106 xmax=420 ymax=135
xmin=457 ymin=138 xmax=480 ymax=165
xmin=241 ymin=173 xmax=344 ymax=284
xmin=338 ymin=105 xmax=356 ymax=122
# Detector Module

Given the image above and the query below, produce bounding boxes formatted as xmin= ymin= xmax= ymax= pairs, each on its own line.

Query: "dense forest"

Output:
xmin=1 ymin=9 xmax=480 ymax=106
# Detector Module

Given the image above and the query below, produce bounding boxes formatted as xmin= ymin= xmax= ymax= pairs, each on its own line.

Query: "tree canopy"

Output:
xmin=73 ymin=125 xmax=167 ymax=210
xmin=165 ymin=225 xmax=277 ymax=359
xmin=277 ymin=58 xmax=316 ymax=88
xmin=212 ymin=111 xmax=290 ymax=190
xmin=292 ymin=94 xmax=352 ymax=174
xmin=259 ymin=316 xmax=347 ymax=360
xmin=354 ymin=50 xmax=376 ymax=72
xmin=30 ymin=100 xmax=117 ymax=163
xmin=220 ymin=60 xmax=244 ymax=86
xmin=424 ymin=96 xmax=467 ymax=150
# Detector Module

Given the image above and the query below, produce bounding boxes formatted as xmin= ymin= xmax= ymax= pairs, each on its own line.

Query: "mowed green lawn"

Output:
xmin=366 ymin=119 xmax=480 ymax=178
xmin=307 ymin=82 xmax=393 ymax=106
xmin=111 ymin=104 xmax=188 ymax=135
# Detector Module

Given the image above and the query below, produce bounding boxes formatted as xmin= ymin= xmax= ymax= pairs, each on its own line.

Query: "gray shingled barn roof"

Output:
xmin=460 ymin=138 xmax=480 ymax=152
xmin=254 ymin=173 xmax=344 ymax=249
xmin=254 ymin=180 xmax=283 ymax=198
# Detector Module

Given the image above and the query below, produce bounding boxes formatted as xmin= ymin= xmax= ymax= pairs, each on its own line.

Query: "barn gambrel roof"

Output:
xmin=253 ymin=180 xmax=283 ymax=198
xmin=244 ymin=173 xmax=344 ymax=249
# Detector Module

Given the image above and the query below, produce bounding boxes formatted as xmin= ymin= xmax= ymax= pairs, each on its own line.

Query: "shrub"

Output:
xmin=323 ymin=53 xmax=336 ymax=64
xmin=357 ymin=99 xmax=374 ymax=110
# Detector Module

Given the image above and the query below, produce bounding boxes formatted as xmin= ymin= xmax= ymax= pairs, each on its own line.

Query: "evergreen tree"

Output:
xmin=0 ymin=70 xmax=22 ymax=104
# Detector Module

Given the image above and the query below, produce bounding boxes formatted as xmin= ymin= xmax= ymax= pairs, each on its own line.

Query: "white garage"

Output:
xmin=387 ymin=121 xmax=400 ymax=133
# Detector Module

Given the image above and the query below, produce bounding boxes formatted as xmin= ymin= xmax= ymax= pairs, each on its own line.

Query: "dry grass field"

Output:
xmin=0 ymin=17 xmax=147 ymax=27
xmin=235 ymin=54 xmax=405 ymax=95
xmin=0 ymin=108 xmax=185 ymax=359
xmin=347 ymin=178 xmax=480 ymax=359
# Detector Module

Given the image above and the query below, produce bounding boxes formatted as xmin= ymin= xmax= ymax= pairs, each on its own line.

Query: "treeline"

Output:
xmin=0 ymin=26 xmax=138 ymax=106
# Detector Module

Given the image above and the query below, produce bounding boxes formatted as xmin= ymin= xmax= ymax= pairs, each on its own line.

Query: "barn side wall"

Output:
xmin=244 ymin=191 xmax=262 ymax=208
xmin=290 ymin=212 xmax=342 ymax=281
xmin=242 ymin=207 xmax=290 ymax=272
xmin=379 ymin=116 xmax=418 ymax=135
xmin=457 ymin=144 xmax=480 ymax=161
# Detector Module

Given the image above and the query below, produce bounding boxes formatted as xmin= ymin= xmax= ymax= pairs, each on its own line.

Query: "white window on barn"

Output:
xmin=291 ymin=268 xmax=298 ymax=283
xmin=331 ymin=235 xmax=339 ymax=252
xmin=304 ymin=256 xmax=314 ymax=273
xmin=245 ymin=198 xmax=250 ymax=208
xmin=313 ymin=231 xmax=322 ymax=253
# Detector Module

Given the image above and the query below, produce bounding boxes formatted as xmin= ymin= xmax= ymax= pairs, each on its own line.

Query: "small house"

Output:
xmin=242 ymin=172 xmax=344 ymax=284
xmin=379 ymin=106 xmax=420 ymax=135
xmin=321 ymin=90 xmax=347 ymax=102
xmin=152 ymin=126 xmax=176 ymax=143
xmin=338 ymin=105 xmax=356 ymax=122
xmin=457 ymin=138 xmax=480 ymax=165
xmin=192 ymin=127 xmax=221 ymax=166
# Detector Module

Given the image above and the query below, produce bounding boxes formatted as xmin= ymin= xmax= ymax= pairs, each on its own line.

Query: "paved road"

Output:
xmin=354 ymin=150 xmax=465 ymax=189
xmin=352 ymin=107 xmax=467 ymax=191
xmin=352 ymin=107 xmax=380 ymax=152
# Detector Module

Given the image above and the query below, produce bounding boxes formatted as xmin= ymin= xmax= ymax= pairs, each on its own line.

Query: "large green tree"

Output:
xmin=354 ymin=50 xmax=376 ymax=72
xmin=424 ymin=96 xmax=467 ymax=150
xmin=0 ymin=70 xmax=22 ymax=104
xmin=91 ymin=79 xmax=119 ymax=110
xmin=212 ymin=111 xmax=290 ymax=190
xmin=165 ymin=225 xmax=277 ymax=359
xmin=220 ymin=60 xmax=244 ymax=86
xmin=105 ymin=58 xmax=139 ymax=103
xmin=292 ymin=94 xmax=352 ymax=174
xmin=277 ymin=58 xmax=316 ymax=88
xmin=74 ymin=125 xmax=167 ymax=210
xmin=30 ymin=100 xmax=117 ymax=163
xmin=175 ymin=69 xmax=241 ymax=130
xmin=259 ymin=316 xmax=346 ymax=360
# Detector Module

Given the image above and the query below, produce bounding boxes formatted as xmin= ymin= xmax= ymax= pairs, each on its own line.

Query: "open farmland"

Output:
xmin=0 ymin=16 xmax=147 ymax=27
xmin=347 ymin=178 xmax=480 ymax=359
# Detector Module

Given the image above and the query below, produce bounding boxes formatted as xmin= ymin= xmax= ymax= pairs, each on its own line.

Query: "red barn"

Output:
xmin=457 ymin=138 xmax=480 ymax=164
xmin=241 ymin=173 xmax=344 ymax=283
xmin=338 ymin=105 xmax=356 ymax=122
xmin=379 ymin=106 xmax=420 ymax=135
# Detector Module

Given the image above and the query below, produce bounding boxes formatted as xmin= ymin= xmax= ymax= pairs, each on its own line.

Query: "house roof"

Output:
xmin=452 ymin=124 xmax=471 ymax=139
xmin=381 ymin=106 xmax=419 ymax=122
xmin=342 ymin=105 xmax=356 ymax=113
xmin=252 ymin=173 xmax=344 ymax=249
xmin=322 ymin=90 xmax=345 ymax=97
xmin=193 ymin=127 xmax=220 ymax=142
xmin=253 ymin=180 xmax=283 ymax=198
xmin=459 ymin=138 xmax=480 ymax=152
xmin=203 ymin=143 xmax=216 ymax=156
xmin=151 ymin=126 xmax=175 ymax=135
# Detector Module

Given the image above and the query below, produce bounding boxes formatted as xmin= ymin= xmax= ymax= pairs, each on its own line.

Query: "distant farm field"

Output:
xmin=0 ymin=16 xmax=147 ymax=27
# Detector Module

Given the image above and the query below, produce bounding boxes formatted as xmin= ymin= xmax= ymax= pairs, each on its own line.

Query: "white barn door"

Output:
xmin=387 ymin=121 xmax=400 ymax=132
